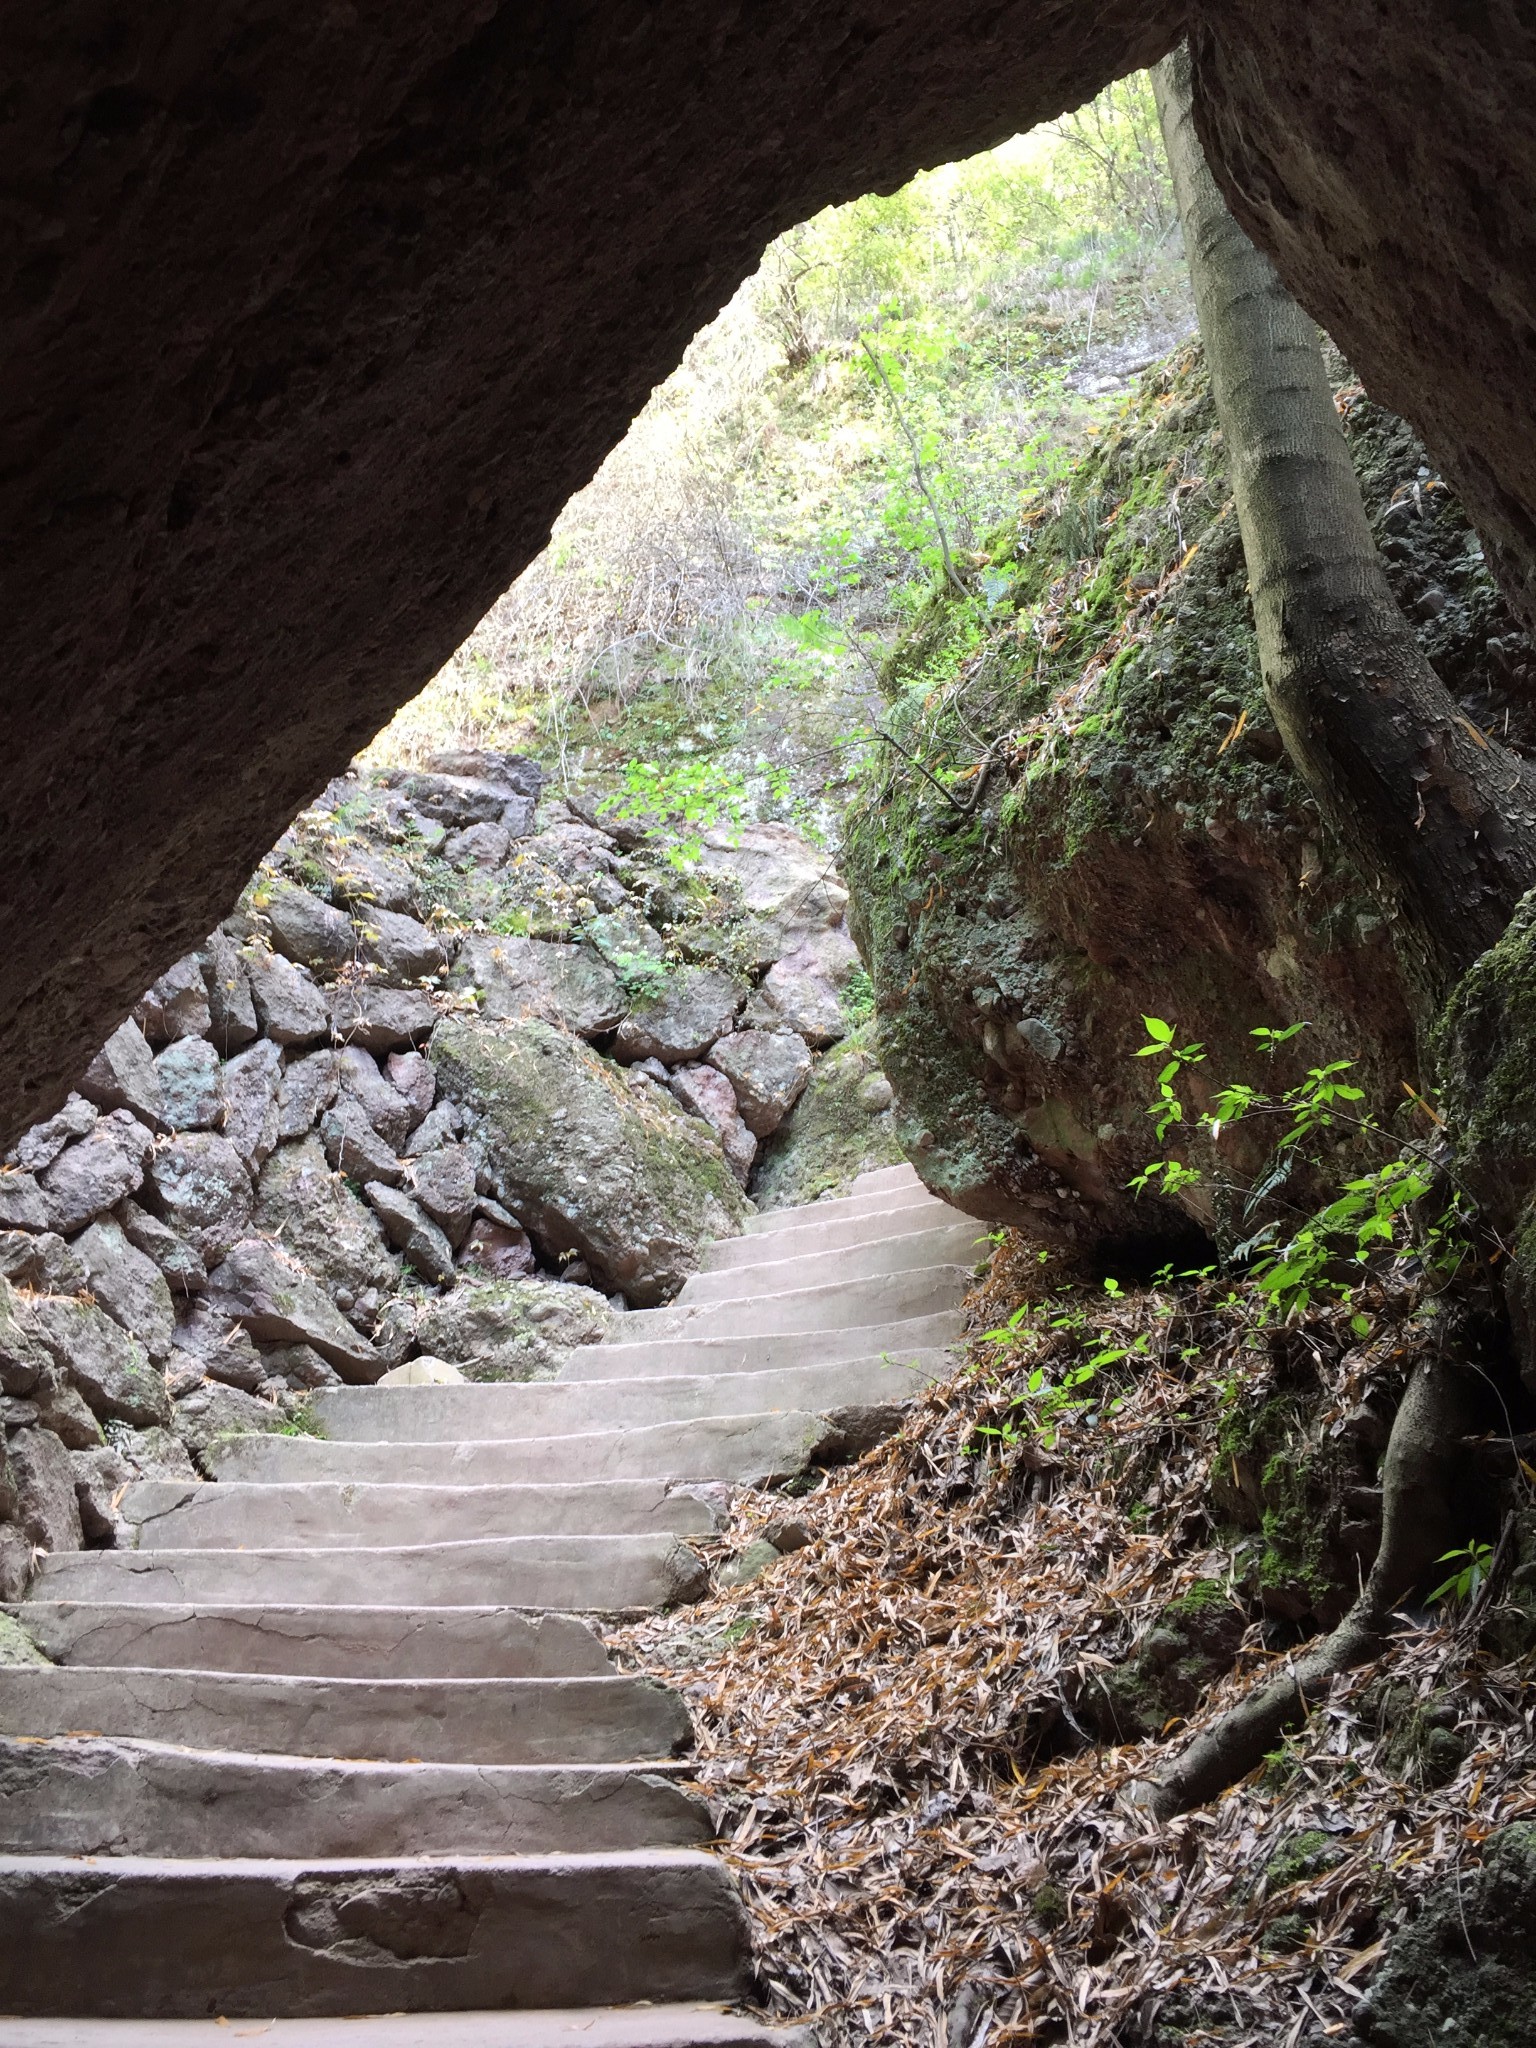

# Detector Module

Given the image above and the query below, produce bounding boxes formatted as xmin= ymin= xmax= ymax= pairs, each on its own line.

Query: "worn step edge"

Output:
xmin=576 ymin=1310 xmax=962 ymax=1374
xmin=611 ymin=1263 xmax=968 ymax=1340
xmin=0 ymin=1732 xmax=709 ymax=1858
xmin=675 ymin=1223 xmax=983 ymax=1305
xmin=0 ymin=1850 xmax=751 ymax=2017
xmin=702 ymin=1197 xmax=959 ymax=1268
xmin=0 ymin=2003 xmax=814 ymax=2046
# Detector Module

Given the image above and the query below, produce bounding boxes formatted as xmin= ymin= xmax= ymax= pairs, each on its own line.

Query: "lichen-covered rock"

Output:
xmin=9 ymin=1427 xmax=83 ymax=1554
xmin=327 ymin=983 xmax=437 ymax=1053
xmin=613 ymin=966 xmax=744 ymax=1066
xmin=8 ymin=1094 xmax=97 ymax=1175
xmin=135 ymin=955 xmax=213 ymax=1044
xmin=363 ymin=1183 xmax=456 ymax=1285
xmin=105 ymin=1421 xmax=198 ymax=1480
xmin=74 ymin=1218 xmax=176 ymax=1363
xmin=410 ymin=1275 xmax=610 ymax=1381
xmin=80 ymin=1019 xmax=166 ymax=1130
xmin=39 ymin=1111 xmax=156 ymax=1236
xmin=669 ymin=1063 xmax=756 ymax=1185
xmin=207 ymin=1237 xmax=382 ymax=1380
xmin=751 ymin=1022 xmax=905 ymax=1210
xmin=27 ymin=1295 xmax=170 ymax=1428
xmin=244 ymin=947 xmax=331 ymax=1046
xmin=694 ymin=823 xmax=850 ymax=970
xmin=221 ymin=1039 xmax=283 ymax=1170
xmin=154 ymin=1036 xmax=224 ymax=1132
xmin=755 ymin=951 xmax=845 ymax=1047
xmin=0 ymin=1169 xmax=48 ymax=1232
xmin=0 ymin=1611 xmax=49 ymax=1664
xmin=431 ymin=1014 xmax=747 ymax=1304
xmin=1080 ymin=1580 xmax=1248 ymax=1743
xmin=453 ymin=933 xmax=626 ymax=1039
xmin=1356 ymin=1825 xmax=1536 ymax=2047
xmin=254 ymin=1136 xmax=397 ymax=1308
xmin=173 ymin=1382 xmax=290 ymax=1468
xmin=708 ymin=1029 xmax=814 ymax=1137
xmin=116 ymin=1199 xmax=207 ymax=1295
xmin=143 ymin=1131 xmax=253 ymax=1263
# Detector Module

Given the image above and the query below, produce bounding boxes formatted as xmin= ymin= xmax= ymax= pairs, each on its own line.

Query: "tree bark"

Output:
xmin=1153 ymin=44 xmax=1536 ymax=999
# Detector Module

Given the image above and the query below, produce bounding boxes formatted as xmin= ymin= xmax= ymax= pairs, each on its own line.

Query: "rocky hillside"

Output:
xmin=0 ymin=756 xmax=898 ymax=1604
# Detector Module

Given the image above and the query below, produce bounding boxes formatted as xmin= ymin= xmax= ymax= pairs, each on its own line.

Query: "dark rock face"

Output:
xmin=0 ymin=0 xmax=1182 ymax=1148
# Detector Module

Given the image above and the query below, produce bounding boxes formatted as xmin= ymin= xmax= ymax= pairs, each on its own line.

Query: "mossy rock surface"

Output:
xmin=1083 ymin=1578 xmax=1247 ymax=1743
xmin=0 ymin=1613 xmax=49 ymax=1667
xmin=750 ymin=1021 xmax=904 ymax=1211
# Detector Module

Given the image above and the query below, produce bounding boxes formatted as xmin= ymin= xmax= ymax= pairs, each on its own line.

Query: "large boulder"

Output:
xmin=263 ymin=881 xmax=356 ymax=974
xmin=39 ymin=1112 xmax=156 ymax=1236
xmin=613 ymin=966 xmax=743 ymax=1065
xmin=244 ymin=948 xmax=331 ymax=1046
xmin=0 ymin=1277 xmax=46 ymax=1396
xmin=335 ymin=1047 xmax=416 ymax=1151
xmin=408 ymin=1144 xmax=477 ymax=1246
xmin=116 ymin=1199 xmax=207 ymax=1295
xmin=319 ymin=1097 xmax=403 ymax=1186
xmin=453 ymin=934 xmax=626 ymax=1039
xmin=276 ymin=1048 xmax=340 ymax=1141
xmin=27 ymin=1295 xmax=171 ymax=1428
xmin=206 ymin=1238 xmax=382 ymax=1381
xmin=253 ymin=1136 xmax=397 ymax=1309
xmin=8 ymin=1095 xmax=97 ymax=1175
xmin=327 ymin=984 xmax=437 ymax=1053
xmin=73 ymin=1219 xmax=176 ymax=1363
xmin=143 ymin=1132 xmax=254 ymax=1263
xmin=79 ymin=1019 xmax=166 ymax=1130
xmin=153 ymin=1037 xmax=224 ymax=1132
xmin=431 ymin=1015 xmax=748 ymax=1304
xmin=708 ymin=1029 xmax=814 ymax=1137
xmin=410 ymin=1276 xmax=610 ymax=1382
xmin=328 ymin=844 xmax=419 ymax=915
xmin=669 ymin=1064 xmax=756 ymax=1186
xmin=359 ymin=908 xmax=451 ymax=983
xmin=696 ymin=823 xmax=851 ymax=969
xmin=221 ymin=1040 xmax=283 ymax=1170
xmin=754 ymin=950 xmax=846 ymax=1047
xmin=362 ymin=1184 xmax=456 ymax=1285
xmin=751 ymin=1022 xmax=905 ymax=1211
xmin=0 ymin=1171 xmax=49 ymax=1232
xmin=135 ymin=953 xmax=214 ymax=1044
xmin=9 ymin=1427 xmax=84 ymax=1554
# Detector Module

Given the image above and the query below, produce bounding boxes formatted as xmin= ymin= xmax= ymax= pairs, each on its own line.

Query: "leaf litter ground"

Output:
xmin=611 ymin=1235 xmax=1536 ymax=2046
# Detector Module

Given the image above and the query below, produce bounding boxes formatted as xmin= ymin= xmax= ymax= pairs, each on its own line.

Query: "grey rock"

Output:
xmin=260 ymin=1343 xmax=343 ymax=1389
xmin=716 ymin=1538 xmax=783 ymax=1589
xmin=79 ymin=1019 xmax=166 ymax=1129
xmin=116 ymin=1200 xmax=207 ymax=1295
xmin=363 ymin=1183 xmax=456 ymax=1286
xmin=143 ymin=1132 xmax=253 ymax=1263
xmin=749 ymin=1020 xmax=903 ymax=1211
xmin=0 ymin=1170 xmax=49 ymax=1232
xmin=336 ymin=1046 xmax=416 ymax=1151
xmin=28 ymin=1296 xmax=170 ymax=1428
xmin=106 ymin=1421 xmax=198 ymax=1480
xmin=8 ymin=1095 xmax=96 ymax=1174
xmin=10 ymin=1427 xmax=84 ymax=1553
xmin=358 ymin=906 xmax=450 ymax=982
xmin=708 ymin=1029 xmax=814 ymax=1137
xmin=1356 ymin=1822 xmax=1536 ymax=2047
xmin=409 ymin=1144 xmax=477 ymax=1245
xmin=403 ymin=1098 xmax=463 ymax=1157
xmin=172 ymin=1382 xmax=290 ymax=1466
xmin=0 ymin=1607 xmax=47 ymax=1661
xmin=170 ymin=1301 xmax=268 ymax=1393
xmin=523 ymin=821 xmax=627 ymax=891
xmin=458 ymin=1213 xmax=536 ymax=1279
xmin=221 ymin=1039 xmax=283 ymax=1170
xmin=758 ymin=949 xmax=846 ymax=1046
xmin=429 ymin=1016 xmax=748 ymax=1305
xmin=30 ymin=1366 xmax=105 ymax=1449
xmin=74 ymin=1220 xmax=176 ymax=1363
xmin=276 ymin=1048 xmax=340 ymax=1141
xmin=443 ymin=820 xmax=512 ymax=867
xmin=381 ymin=769 xmax=523 ymax=829
xmin=0 ymin=1526 xmax=33 ymax=1602
xmin=40 ymin=1112 xmax=156 ymax=1235
xmin=0 ymin=1429 xmax=15 ymax=1520
xmin=245 ymin=948 xmax=331 ymax=1046
xmin=669 ymin=1064 xmax=756 ymax=1186
xmin=0 ymin=1231 xmax=87 ymax=1297
xmin=264 ymin=881 xmax=356 ymax=974
xmin=423 ymin=748 xmax=543 ymax=800
xmin=857 ymin=1073 xmax=895 ymax=1112
xmin=207 ymin=1238 xmax=381 ymax=1380
xmin=328 ymin=844 xmax=418 ymax=915
xmin=0 ymin=1278 xmax=45 ymax=1396
xmin=70 ymin=1444 xmax=136 ymax=1543
xmin=0 ymin=1396 xmax=38 ymax=1430
xmin=200 ymin=931 xmax=260 ymax=1051
xmin=614 ymin=966 xmax=743 ymax=1065
xmin=253 ymin=1136 xmax=396 ymax=1310
xmin=696 ymin=822 xmax=850 ymax=969
xmin=386 ymin=1050 xmax=435 ymax=1117
xmin=154 ymin=1037 xmax=224 ymax=1132
xmin=319 ymin=1097 xmax=403 ymax=1186
xmin=328 ymin=983 xmax=437 ymax=1052
xmin=412 ymin=1276 xmax=610 ymax=1382
xmin=453 ymin=934 xmax=626 ymax=1039
xmin=134 ymin=954 xmax=212 ymax=1044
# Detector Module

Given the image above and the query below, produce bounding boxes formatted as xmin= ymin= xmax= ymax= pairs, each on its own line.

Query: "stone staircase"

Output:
xmin=0 ymin=1164 xmax=978 ymax=2043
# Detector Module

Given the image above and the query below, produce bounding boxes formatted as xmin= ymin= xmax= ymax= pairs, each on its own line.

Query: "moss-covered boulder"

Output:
xmin=431 ymin=1014 xmax=748 ymax=1304
xmin=409 ymin=1276 xmax=611 ymax=1382
xmin=751 ymin=1022 xmax=904 ymax=1210
xmin=842 ymin=345 xmax=1529 ymax=1256
xmin=1082 ymin=1578 xmax=1247 ymax=1743
xmin=1356 ymin=1825 xmax=1536 ymax=2047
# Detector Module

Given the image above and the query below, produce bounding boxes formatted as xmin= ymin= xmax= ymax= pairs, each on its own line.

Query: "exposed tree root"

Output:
xmin=1146 ymin=1353 xmax=1472 ymax=1819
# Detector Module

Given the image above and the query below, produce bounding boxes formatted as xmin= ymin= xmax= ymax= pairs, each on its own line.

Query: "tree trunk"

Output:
xmin=1153 ymin=43 xmax=1536 ymax=999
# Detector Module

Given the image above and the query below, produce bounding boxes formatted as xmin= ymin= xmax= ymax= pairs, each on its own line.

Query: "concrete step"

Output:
xmin=702 ymin=1197 xmax=960 ymax=1269
xmin=0 ymin=1665 xmax=691 ymax=1766
xmin=675 ymin=1219 xmax=982 ymax=1304
xmin=306 ymin=1353 xmax=945 ymax=1444
xmin=32 ymin=1533 xmax=711 ymax=1614
xmin=10 ymin=1602 xmax=615 ymax=1678
xmin=851 ymin=1162 xmax=922 ymax=1193
xmin=0 ymin=1850 xmax=750 ymax=2016
xmin=613 ymin=1262 xmax=968 ymax=1339
xmin=0 ymin=1734 xmax=709 ymax=1859
xmin=744 ymin=1178 xmax=935 ymax=1234
xmin=124 ymin=1478 xmax=719 ymax=1550
xmin=560 ymin=1310 xmax=962 ymax=1378
xmin=1 ymin=2007 xmax=816 ymax=2048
